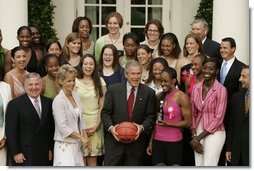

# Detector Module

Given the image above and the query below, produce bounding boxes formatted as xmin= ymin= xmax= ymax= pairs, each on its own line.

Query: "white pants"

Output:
xmin=194 ymin=121 xmax=225 ymax=166
xmin=0 ymin=147 xmax=6 ymax=166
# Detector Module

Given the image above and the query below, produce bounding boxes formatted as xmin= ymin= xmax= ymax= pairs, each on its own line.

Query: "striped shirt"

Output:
xmin=190 ymin=80 xmax=227 ymax=134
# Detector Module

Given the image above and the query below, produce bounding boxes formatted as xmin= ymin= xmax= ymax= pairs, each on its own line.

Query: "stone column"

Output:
xmin=52 ymin=0 xmax=76 ymax=46
xmin=0 ymin=0 xmax=28 ymax=49
xmin=213 ymin=0 xmax=249 ymax=64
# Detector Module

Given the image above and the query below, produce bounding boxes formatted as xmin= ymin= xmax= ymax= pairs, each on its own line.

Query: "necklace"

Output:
xmin=109 ymin=33 xmax=120 ymax=45
xmin=187 ymin=55 xmax=193 ymax=62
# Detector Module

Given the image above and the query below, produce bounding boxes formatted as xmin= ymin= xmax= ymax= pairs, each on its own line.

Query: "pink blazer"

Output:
xmin=190 ymin=80 xmax=227 ymax=134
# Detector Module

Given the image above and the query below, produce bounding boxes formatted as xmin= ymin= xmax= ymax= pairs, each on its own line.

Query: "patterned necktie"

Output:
xmin=34 ymin=99 xmax=41 ymax=118
xmin=245 ymin=91 xmax=249 ymax=114
xmin=127 ymin=87 xmax=135 ymax=119
xmin=220 ymin=62 xmax=227 ymax=84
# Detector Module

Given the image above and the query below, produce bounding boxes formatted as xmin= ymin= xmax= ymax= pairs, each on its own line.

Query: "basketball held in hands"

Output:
xmin=115 ymin=122 xmax=138 ymax=143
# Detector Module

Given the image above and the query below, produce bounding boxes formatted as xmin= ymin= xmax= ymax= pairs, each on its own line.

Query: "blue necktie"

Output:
xmin=220 ymin=62 xmax=227 ymax=84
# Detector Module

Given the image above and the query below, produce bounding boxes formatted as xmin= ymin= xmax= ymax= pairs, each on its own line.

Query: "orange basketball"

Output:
xmin=115 ymin=122 xmax=138 ymax=143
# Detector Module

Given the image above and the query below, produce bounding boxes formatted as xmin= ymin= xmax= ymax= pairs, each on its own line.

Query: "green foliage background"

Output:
xmin=195 ymin=0 xmax=213 ymax=39
xmin=28 ymin=0 xmax=57 ymax=46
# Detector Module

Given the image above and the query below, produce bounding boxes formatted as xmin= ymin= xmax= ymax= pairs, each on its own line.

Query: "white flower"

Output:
xmin=168 ymin=107 xmax=173 ymax=113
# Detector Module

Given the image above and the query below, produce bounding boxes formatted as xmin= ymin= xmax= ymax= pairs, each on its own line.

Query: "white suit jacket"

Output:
xmin=52 ymin=89 xmax=87 ymax=143
xmin=0 ymin=82 xmax=12 ymax=139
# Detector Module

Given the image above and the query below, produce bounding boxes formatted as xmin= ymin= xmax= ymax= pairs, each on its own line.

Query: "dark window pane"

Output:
xmin=90 ymin=27 xmax=99 ymax=42
xmin=85 ymin=0 xmax=98 ymax=4
xmin=131 ymin=0 xmax=145 ymax=5
xmin=85 ymin=6 xmax=99 ymax=25
xmin=102 ymin=0 xmax=116 ymax=4
xmin=101 ymin=7 xmax=116 ymax=25
xmin=131 ymin=7 xmax=145 ymax=25
xmin=148 ymin=0 xmax=162 ymax=5
xmin=131 ymin=28 xmax=145 ymax=43
xmin=148 ymin=7 xmax=162 ymax=21
xmin=102 ymin=27 xmax=109 ymax=36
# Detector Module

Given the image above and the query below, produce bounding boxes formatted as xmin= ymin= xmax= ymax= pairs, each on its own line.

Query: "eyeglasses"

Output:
xmin=148 ymin=29 xmax=159 ymax=33
xmin=103 ymin=53 xmax=113 ymax=57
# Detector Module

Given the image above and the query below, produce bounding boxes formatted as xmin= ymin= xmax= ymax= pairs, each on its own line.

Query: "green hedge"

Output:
xmin=28 ymin=0 xmax=57 ymax=46
xmin=195 ymin=0 xmax=213 ymax=39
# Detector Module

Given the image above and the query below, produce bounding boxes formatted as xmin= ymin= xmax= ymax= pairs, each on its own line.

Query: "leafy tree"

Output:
xmin=28 ymin=0 xmax=57 ymax=46
xmin=194 ymin=0 xmax=213 ymax=39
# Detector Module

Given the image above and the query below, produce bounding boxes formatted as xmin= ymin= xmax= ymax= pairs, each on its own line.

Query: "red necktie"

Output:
xmin=128 ymin=87 xmax=135 ymax=119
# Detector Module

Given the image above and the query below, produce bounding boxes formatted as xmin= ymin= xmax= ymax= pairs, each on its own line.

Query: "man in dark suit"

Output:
xmin=5 ymin=73 xmax=54 ymax=166
xmin=191 ymin=18 xmax=222 ymax=64
xmin=101 ymin=61 xmax=156 ymax=166
xmin=217 ymin=37 xmax=246 ymax=166
xmin=226 ymin=66 xmax=249 ymax=166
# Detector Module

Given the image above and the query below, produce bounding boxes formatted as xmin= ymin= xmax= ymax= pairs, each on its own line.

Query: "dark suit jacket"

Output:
xmin=226 ymin=90 xmax=249 ymax=166
xmin=218 ymin=58 xmax=245 ymax=130
xmin=5 ymin=94 xmax=54 ymax=166
xmin=101 ymin=82 xmax=156 ymax=166
xmin=203 ymin=38 xmax=222 ymax=64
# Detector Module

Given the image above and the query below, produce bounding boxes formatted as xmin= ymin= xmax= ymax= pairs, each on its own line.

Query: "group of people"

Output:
xmin=0 ymin=11 xmax=249 ymax=167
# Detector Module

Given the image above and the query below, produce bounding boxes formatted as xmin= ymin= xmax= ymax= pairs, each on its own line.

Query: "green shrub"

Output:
xmin=28 ymin=0 xmax=57 ymax=46
xmin=195 ymin=0 xmax=213 ymax=39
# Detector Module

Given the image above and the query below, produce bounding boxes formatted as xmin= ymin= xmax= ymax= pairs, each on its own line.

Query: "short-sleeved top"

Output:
xmin=75 ymin=77 xmax=106 ymax=121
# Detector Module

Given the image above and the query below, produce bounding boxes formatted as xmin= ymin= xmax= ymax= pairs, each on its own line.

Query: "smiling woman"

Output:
xmin=141 ymin=19 xmax=164 ymax=59
xmin=75 ymin=54 xmax=107 ymax=166
xmin=98 ymin=44 xmax=125 ymax=87
xmin=190 ymin=58 xmax=227 ymax=166
xmin=4 ymin=46 xmax=29 ymax=98
xmin=94 ymin=12 xmax=124 ymax=61
xmin=53 ymin=64 xmax=89 ymax=166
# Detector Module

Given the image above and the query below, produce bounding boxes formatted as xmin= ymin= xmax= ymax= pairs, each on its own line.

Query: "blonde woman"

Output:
xmin=53 ymin=64 xmax=89 ymax=166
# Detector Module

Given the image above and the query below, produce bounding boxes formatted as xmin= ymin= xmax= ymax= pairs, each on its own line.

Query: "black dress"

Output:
xmin=179 ymin=63 xmax=195 ymax=166
xmin=26 ymin=50 xmax=38 ymax=73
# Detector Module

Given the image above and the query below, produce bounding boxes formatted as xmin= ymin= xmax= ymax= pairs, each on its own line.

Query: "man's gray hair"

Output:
xmin=24 ymin=72 xmax=42 ymax=84
xmin=125 ymin=60 xmax=142 ymax=73
xmin=191 ymin=18 xmax=209 ymax=30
